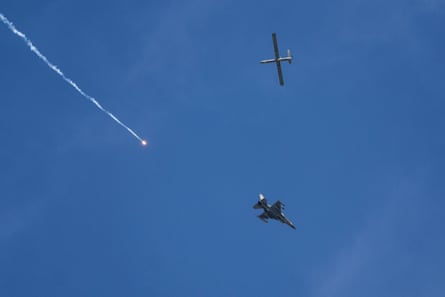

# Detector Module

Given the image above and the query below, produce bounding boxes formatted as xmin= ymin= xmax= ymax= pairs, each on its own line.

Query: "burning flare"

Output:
xmin=0 ymin=13 xmax=146 ymax=145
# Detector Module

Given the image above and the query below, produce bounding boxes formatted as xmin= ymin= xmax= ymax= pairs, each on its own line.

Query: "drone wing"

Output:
xmin=272 ymin=33 xmax=284 ymax=85
xmin=276 ymin=61 xmax=284 ymax=86
xmin=272 ymin=33 xmax=280 ymax=60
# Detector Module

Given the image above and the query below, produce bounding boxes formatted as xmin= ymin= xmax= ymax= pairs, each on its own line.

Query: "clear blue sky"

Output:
xmin=1 ymin=0 xmax=445 ymax=296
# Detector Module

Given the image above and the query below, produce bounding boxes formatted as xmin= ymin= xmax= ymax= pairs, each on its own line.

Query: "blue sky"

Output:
xmin=1 ymin=0 xmax=445 ymax=296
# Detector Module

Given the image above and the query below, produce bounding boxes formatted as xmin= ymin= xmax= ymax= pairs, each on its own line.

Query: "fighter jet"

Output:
xmin=253 ymin=193 xmax=296 ymax=229
xmin=260 ymin=32 xmax=293 ymax=86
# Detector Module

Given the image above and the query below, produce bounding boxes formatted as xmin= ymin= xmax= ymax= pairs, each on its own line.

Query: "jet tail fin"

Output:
xmin=253 ymin=202 xmax=262 ymax=209
xmin=253 ymin=193 xmax=268 ymax=209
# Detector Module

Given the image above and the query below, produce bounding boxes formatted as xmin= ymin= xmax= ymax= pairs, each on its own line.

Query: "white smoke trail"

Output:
xmin=0 ymin=13 xmax=147 ymax=146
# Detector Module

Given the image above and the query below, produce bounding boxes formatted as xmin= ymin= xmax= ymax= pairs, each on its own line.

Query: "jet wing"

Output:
xmin=270 ymin=200 xmax=284 ymax=214
xmin=258 ymin=212 xmax=269 ymax=219
xmin=258 ymin=212 xmax=269 ymax=222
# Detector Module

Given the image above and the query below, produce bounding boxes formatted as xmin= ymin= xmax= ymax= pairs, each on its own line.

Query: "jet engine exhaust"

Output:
xmin=0 ymin=13 xmax=146 ymax=146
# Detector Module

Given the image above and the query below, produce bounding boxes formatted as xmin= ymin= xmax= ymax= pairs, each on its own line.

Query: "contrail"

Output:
xmin=0 ymin=13 xmax=147 ymax=146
